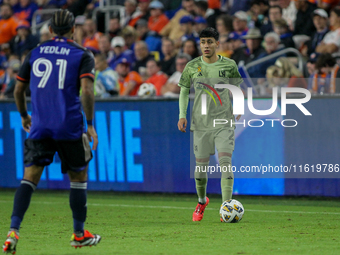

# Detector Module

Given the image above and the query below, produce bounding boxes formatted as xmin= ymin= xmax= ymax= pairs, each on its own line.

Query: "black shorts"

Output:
xmin=24 ymin=134 xmax=92 ymax=173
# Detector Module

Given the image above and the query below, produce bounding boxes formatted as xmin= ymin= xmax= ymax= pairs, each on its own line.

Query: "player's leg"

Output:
xmin=4 ymin=139 xmax=54 ymax=254
xmin=215 ymin=128 xmax=235 ymax=202
xmin=192 ymin=131 xmax=214 ymax=221
xmin=57 ymin=134 xmax=100 ymax=248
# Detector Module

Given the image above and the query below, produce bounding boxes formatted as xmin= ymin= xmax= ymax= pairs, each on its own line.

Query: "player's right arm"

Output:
xmin=15 ymin=51 xmax=32 ymax=133
xmin=81 ymin=77 xmax=98 ymax=150
xmin=177 ymin=64 xmax=191 ymax=133
xmin=80 ymin=50 xmax=98 ymax=150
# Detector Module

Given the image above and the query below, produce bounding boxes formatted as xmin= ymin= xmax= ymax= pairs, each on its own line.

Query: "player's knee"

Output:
xmin=23 ymin=166 xmax=44 ymax=184
xmin=219 ymin=156 xmax=233 ymax=179
xmin=68 ymin=169 xmax=88 ymax=182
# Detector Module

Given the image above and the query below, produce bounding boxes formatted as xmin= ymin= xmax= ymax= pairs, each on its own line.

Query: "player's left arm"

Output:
xmin=14 ymin=81 xmax=31 ymax=132
xmin=230 ymin=62 xmax=244 ymax=121
xmin=15 ymin=51 xmax=32 ymax=132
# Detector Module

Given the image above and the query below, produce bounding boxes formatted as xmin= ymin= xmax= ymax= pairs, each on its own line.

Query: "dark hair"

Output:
xmin=315 ymin=53 xmax=336 ymax=69
xmin=183 ymin=38 xmax=199 ymax=58
xmin=195 ymin=1 xmax=208 ymax=11
xmin=331 ymin=7 xmax=340 ymax=17
xmin=250 ymin=0 xmax=269 ymax=7
xmin=269 ymin=5 xmax=282 ymax=14
xmin=199 ymin=27 xmax=219 ymax=41
xmin=216 ymin=14 xmax=233 ymax=33
xmin=94 ymin=53 xmax=107 ymax=62
xmin=50 ymin=9 xmax=75 ymax=36
xmin=147 ymin=59 xmax=161 ymax=68
xmin=162 ymin=37 xmax=174 ymax=46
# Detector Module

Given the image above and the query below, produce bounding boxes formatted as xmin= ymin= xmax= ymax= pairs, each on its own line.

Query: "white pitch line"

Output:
xmin=1 ymin=200 xmax=340 ymax=215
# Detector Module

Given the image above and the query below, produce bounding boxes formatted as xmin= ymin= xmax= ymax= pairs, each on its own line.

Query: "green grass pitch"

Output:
xmin=1 ymin=190 xmax=340 ymax=255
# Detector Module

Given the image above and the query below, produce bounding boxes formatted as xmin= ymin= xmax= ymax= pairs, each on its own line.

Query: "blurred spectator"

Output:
xmin=121 ymin=26 xmax=137 ymax=51
xmin=316 ymin=8 xmax=340 ymax=55
xmin=128 ymin=0 xmax=151 ymax=27
xmin=260 ymin=5 xmax=283 ymax=35
xmin=109 ymin=36 xmax=135 ymax=70
xmin=133 ymin=40 xmax=154 ymax=79
xmin=247 ymin=31 xmax=283 ymax=78
xmin=122 ymin=0 xmax=139 ymax=27
xmin=108 ymin=17 xmax=121 ymax=40
xmin=304 ymin=9 xmax=329 ymax=56
xmin=12 ymin=0 xmax=38 ymax=24
xmin=98 ymin=34 xmax=113 ymax=60
xmin=314 ymin=0 xmax=340 ymax=12
xmin=228 ymin=32 xmax=247 ymax=64
xmin=194 ymin=16 xmax=208 ymax=34
xmin=39 ymin=23 xmax=52 ymax=43
xmin=144 ymin=59 xmax=168 ymax=95
xmin=73 ymin=15 xmax=85 ymax=45
xmin=216 ymin=34 xmax=232 ymax=58
xmin=82 ymin=18 xmax=103 ymax=51
xmin=160 ymin=0 xmax=195 ymax=42
xmin=273 ymin=18 xmax=295 ymax=48
xmin=293 ymin=0 xmax=316 ymax=36
xmin=194 ymin=0 xmax=220 ymax=29
xmin=148 ymin=1 xmax=169 ymax=34
xmin=0 ymin=58 xmax=20 ymax=99
xmin=160 ymin=37 xmax=176 ymax=76
xmin=11 ymin=20 xmax=39 ymax=58
xmin=310 ymin=53 xmax=340 ymax=94
xmin=265 ymin=57 xmax=307 ymax=94
xmin=280 ymin=0 xmax=297 ymax=31
xmin=182 ymin=38 xmax=200 ymax=59
xmin=135 ymin=19 xmax=162 ymax=53
xmin=62 ymin=0 xmax=87 ymax=18
xmin=179 ymin=15 xmax=199 ymax=45
xmin=94 ymin=54 xmax=119 ymax=98
xmin=116 ymin=58 xmax=143 ymax=96
xmin=240 ymin=28 xmax=266 ymax=65
xmin=249 ymin=0 xmax=270 ymax=29
xmin=306 ymin=52 xmax=319 ymax=77
xmin=215 ymin=14 xmax=233 ymax=37
xmin=161 ymin=53 xmax=191 ymax=96
xmin=0 ymin=3 xmax=19 ymax=45
xmin=35 ymin=0 xmax=59 ymax=24
xmin=233 ymin=11 xmax=249 ymax=41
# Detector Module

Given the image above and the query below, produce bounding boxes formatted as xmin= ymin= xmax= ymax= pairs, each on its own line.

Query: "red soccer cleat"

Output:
xmin=192 ymin=197 xmax=209 ymax=221
xmin=3 ymin=230 xmax=19 ymax=254
xmin=70 ymin=230 xmax=101 ymax=248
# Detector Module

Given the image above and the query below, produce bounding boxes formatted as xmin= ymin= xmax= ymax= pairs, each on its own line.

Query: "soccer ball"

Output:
xmin=137 ymin=83 xmax=156 ymax=97
xmin=220 ymin=199 xmax=244 ymax=223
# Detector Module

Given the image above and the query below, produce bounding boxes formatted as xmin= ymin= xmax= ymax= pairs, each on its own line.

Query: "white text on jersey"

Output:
xmin=39 ymin=46 xmax=70 ymax=55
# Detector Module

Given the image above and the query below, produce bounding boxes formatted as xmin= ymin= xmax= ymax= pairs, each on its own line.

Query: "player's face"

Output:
xmin=200 ymin=37 xmax=219 ymax=58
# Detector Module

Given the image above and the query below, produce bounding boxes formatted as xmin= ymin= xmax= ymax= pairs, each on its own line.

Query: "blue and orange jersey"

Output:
xmin=13 ymin=2 xmax=39 ymax=23
xmin=17 ymin=37 xmax=95 ymax=140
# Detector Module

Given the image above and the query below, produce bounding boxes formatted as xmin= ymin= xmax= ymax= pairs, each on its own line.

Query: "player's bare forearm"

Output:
xmin=14 ymin=81 xmax=29 ymax=115
xmin=80 ymin=78 xmax=95 ymax=121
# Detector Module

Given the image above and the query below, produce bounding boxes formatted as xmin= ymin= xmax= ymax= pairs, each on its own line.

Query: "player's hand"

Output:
xmin=21 ymin=115 xmax=31 ymax=133
xmin=236 ymin=115 xmax=241 ymax=121
xmin=87 ymin=126 xmax=98 ymax=150
xmin=178 ymin=118 xmax=187 ymax=133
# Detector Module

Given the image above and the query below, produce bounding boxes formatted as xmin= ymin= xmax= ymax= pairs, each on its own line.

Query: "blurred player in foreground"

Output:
xmin=3 ymin=9 xmax=101 ymax=254
xmin=177 ymin=27 xmax=243 ymax=222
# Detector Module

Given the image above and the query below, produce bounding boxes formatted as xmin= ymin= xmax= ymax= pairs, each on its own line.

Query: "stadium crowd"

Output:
xmin=0 ymin=0 xmax=340 ymax=98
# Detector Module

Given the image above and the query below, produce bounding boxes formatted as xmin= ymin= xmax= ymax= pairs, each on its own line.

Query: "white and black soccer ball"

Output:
xmin=220 ymin=199 xmax=244 ymax=223
xmin=137 ymin=83 xmax=156 ymax=97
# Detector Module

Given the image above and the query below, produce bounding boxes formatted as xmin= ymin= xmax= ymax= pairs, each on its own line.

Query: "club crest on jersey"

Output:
xmin=219 ymin=70 xmax=226 ymax=77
